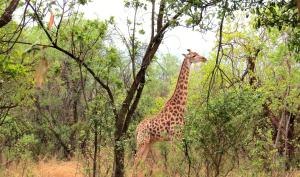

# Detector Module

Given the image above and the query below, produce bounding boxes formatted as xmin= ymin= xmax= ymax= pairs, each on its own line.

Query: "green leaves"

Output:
xmin=124 ymin=0 xmax=147 ymax=10
xmin=138 ymin=29 xmax=145 ymax=35
xmin=253 ymin=0 xmax=299 ymax=31
xmin=0 ymin=58 xmax=26 ymax=78
xmin=77 ymin=0 xmax=90 ymax=5
xmin=185 ymin=87 xmax=264 ymax=176
xmin=56 ymin=15 xmax=108 ymax=57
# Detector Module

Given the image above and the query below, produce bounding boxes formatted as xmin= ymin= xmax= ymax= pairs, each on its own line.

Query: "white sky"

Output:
xmin=80 ymin=0 xmax=216 ymax=58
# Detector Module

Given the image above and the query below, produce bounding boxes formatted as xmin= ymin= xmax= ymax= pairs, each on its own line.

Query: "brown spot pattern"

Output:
xmin=136 ymin=57 xmax=193 ymax=147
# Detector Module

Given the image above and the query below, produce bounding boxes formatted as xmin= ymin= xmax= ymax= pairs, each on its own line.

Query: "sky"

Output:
xmin=80 ymin=0 xmax=216 ymax=59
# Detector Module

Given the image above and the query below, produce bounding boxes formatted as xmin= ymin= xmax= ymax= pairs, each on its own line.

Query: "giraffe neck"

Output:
xmin=160 ymin=58 xmax=191 ymax=115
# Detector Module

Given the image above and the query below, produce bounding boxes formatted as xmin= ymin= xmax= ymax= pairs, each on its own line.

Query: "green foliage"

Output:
xmin=0 ymin=116 xmax=38 ymax=161
xmin=253 ymin=1 xmax=299 ymax=30
xmin=0 ymin=57 xmax=26 ymax=79
xmin=77 ymin=0 xmax=91 ymax=5
xmin=253 ymin=0 xmax=300 ymax=59
xmin=186 ymin=88 xmax=264 ymax=176
xmin=58 ymin=16 xmax=108 ymax=54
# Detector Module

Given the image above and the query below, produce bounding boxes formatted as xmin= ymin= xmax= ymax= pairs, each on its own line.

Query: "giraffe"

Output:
xmin=132 ymin=49 xmax=207 ymax=176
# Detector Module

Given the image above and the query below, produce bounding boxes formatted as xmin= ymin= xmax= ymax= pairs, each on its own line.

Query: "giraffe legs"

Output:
xmin=131 ymin=142 xmax=151 ymax=177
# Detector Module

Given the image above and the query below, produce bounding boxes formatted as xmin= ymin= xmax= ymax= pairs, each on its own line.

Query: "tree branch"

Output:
xmin=157 ymin=0 xmax=165 ymax=32
xmin=0 ymin=0 xmax=20 ymax=28
xmin=207 ymin=10 xmax=225 ymax=102
xmin=151 ymin=0 xmax=155 ymax=40
xmin=28 ymin=1 xmax=117 ymax=116
xmin=122 ymin=74 xmax=145 ymax=133
xmin=0 ymin=104 xmax=18 ymax=109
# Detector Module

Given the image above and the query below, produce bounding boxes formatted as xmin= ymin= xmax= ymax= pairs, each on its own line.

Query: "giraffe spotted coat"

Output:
xmin=136 ymin=58 xmax=190 ymax=148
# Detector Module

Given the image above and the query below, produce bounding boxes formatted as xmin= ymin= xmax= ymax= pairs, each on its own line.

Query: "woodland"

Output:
xmin=0 ymin=0 xmax=300 ymax=177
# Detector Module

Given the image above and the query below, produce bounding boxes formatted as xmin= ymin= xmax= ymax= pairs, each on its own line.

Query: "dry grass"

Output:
xmin=2 ymin=159 xmax=85 ymax=177
xmin=1 ymin=155 xmax=299 ymax=177
xmin=34 ymin=159 xmax=84 ymax=177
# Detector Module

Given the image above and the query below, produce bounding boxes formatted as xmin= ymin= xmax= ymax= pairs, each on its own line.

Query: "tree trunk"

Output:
xmin=93 ymin=122 xmax=98 ymax=177
xmin=284 ymin=112 xmax=295 ymax=170
xmin=112 ymin=136 xmax=125 ymax=177
xmin=111 ymin=39 xmax=162 ymax=177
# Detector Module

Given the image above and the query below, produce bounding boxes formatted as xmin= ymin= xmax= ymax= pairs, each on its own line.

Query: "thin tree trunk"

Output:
xmin=183 ymin=139 xmax=191 ymax=177
xmin=284 ymin=112 xmax=296 ymax=170
xmin=274 ymin=110 xmax=285 ymax=149
xmin=284 ymin=113 xmax=291 ymax=156
xmin=284 ymin=112 xmax=291 ymax=169
xmin=0 ymin=150 xmax=3 ymax=166
xmin=274 ymin=86 xmax=290 ymax=150
xmin=93 ymin=122 xmax=98 ymax=177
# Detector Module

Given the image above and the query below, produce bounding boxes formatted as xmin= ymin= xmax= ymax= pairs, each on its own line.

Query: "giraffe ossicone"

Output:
xmin=132 ymin=49 xmax=207 ymax=176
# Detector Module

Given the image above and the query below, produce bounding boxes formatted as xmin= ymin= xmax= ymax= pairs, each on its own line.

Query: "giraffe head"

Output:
xmin=183 ymin=49 xmax=207 ymax=64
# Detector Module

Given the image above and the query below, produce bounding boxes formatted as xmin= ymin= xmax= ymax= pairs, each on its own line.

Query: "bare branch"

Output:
xmin=207 ymin=10 xmax=225 ymax=102
xmin=150 ymin=0 xmax=155 ymax=40
xmin=0 ymin=40 xmax=52 ymax=48
xmin=131 ymin=2 xmax=138 ymax=79
xmin=55 ymin=0 xmax=67 ymax=44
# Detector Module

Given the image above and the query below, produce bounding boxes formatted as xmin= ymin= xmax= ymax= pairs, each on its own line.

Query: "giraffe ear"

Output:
xmin=182 ymin=54 xmax=187 ymax=57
